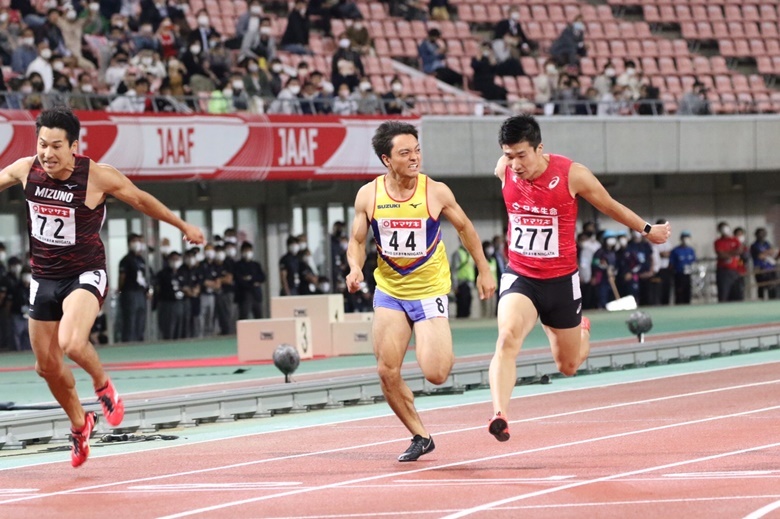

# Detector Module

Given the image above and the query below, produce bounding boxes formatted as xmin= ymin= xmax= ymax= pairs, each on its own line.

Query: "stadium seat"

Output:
xmin=676 ymin=56 xmax=694 ymax=75
xmin=580 ymin=4 xmax=598 ymax=21
xmin=766 ymin=39 xmax=780 ymax=57
xmin=760 ymin=22 xmax=778 ymax=38
xmin=641 ymin=57 xmax=659 ymax=75
xmin=521 ymin=56 xmax=539 ymax=76
xmin=626 ymin=39 xmax=642 ymax=58
xmin=643 ymin=6 xmax=660 ymax=25
xmin=680 ymin=22 xmax=697 ymax=40
xmin=517 ymin=76 xmax=534 ymax=97
xmin=454 ymin=21 xmax=471 ymax=39
xmin=642 ymin=40 xmax=659 ymax=58
xmin=707 ymin=5 xmax=724 ymax=21
xmin=564 ymin=5 xmax=581 ymax=22
xmin=714 ymin=74 xmax=733 ymax=94
xmin=692 ymin=56 xmax=711 ymax=75
xmin=731 ymin=74 xmax=751 ymax=94
xmin=657 ymin=39 xmax=675 ymax=58
xmin=753 ymin=92 xmax=771 ymax=113
xmin=412 ymin=21 xmax=428 ymax=40
xmin=610 ymin=40 xmax=628 ymax=59
xmin=387 ymin=38 xmax=404 ymax=57
xmin=665 ymin=75 xmax=682 ymax=95
xmin=548 ymin=4 xmax=565 ymax=22
xmin=374 ymin=37 xmax=389 ymax=56
xmin=674 ymin=5 xmax=692 ymax=22
xmin=486 ymin=4 xmax=503 ymax=22
xmin=471 ymin=4 xmax=489 ymax=24
xmin=770 ymin=91 xmax=780 ymax=112
xmin=402 ymin=39 xmax=418 ymax=58
xmin=396 ymin=21 xmax=413 ymax=39
xmin=742 ymin=5 xmax=760 ymax=22
xmin=587 ymin=22 xmax=605 ymax=40
xmin=756 ymin=56 xmax=773 ymax=75
xmin=658 ymin=57 xmax=676 ymax=75
xmin=593 ymin=40 xmax=610 ymax=58
xmin=749 ymin=39 xmax=767 ymax=57
xmin=744 ymin=22 xmax=761 ymax=38
xmin=672 ymin=39 xmax=689 ymax=56
xmin=759 ymin=5 xmax=777 ymax=22
xmin=709 ymin=56 xmax=730 ymax=75
xmin=733 ymin=39 xmax=751 ymax=57
xmin=603 ymin=22 xmax=620 ymax=40
xmin=369 ymin=3 xmax=386 ymax=20
xmin=457 ymin=5 xmax=474 ymax=23
xmin=728 ymin=22 xmax=745 ymax=39
xmin=445 ymin=39 xmax=465 ymax=57
xmin=696 ymin=22 xmax=714 ymax=40
xmin=661 ymin=92 xmax=677 ymax=114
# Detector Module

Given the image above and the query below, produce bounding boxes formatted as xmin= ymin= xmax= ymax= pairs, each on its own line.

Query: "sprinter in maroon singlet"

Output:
xmin=0 ymin=107 xmax=204 ymax=467
xmin=487 ymin=115 xmax=671 ymax=442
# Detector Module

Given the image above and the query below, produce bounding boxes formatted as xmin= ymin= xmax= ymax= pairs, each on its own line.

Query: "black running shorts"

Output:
xmin=29 ymin=270 xmax=108 ymax=321
xmin=498 ymin=267 xmax=582 ymax=329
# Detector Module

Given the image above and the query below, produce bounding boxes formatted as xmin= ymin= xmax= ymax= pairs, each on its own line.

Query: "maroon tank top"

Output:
xmin=25 ymin=155 xmax=107 ymax=279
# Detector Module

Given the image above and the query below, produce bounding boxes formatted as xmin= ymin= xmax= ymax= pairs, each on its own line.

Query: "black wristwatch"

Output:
xmin=642 ymin=223 xmax=652 ymax=235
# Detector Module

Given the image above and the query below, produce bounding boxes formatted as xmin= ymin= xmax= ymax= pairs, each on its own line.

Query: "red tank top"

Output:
xmin=502 ymin=153 xmax=578 ymax=279
xmin=25 ymin=155 xmax=107 ymax=279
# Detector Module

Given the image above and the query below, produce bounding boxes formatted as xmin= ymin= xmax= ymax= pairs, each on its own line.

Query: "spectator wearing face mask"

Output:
xmin=132 ymin=49 xmax=166 ymax=79
xmin=279 ymin=236 xmax=301 ymax=296
xmin=345 ymin=19 xmax=371 ymax=55
xmin=56 ymin=5 xmax=96 ymax=71
xmin=382 ymin=76 xmax=414 ymax=115
xmin=117 ymin=234 xmax=150 ymax=343
xmin=155 ymin=251 xmax=186 ymax=340
xmin=213 ymin=245 xmax=236 ymax=334
xmin=238 ymin=15 xmax=276 ymax=63
xmin=182 ymin=39 xmax=219 ymax=93
xmin=241 ymin=58 xmax=273 ymax=111
xmin=332 ymin=58 xmax=360 ymax=93
xmin=549 ymin=15 xmax=586 ymax=68
xmin=26 ymin=40 xmax=55 ymax=92
xmin=714 ymin=221 xmax=745 ymax=302
xmin=269 ymin=76 xmax=303 ymax=114
xmin=332 ymin=83 xmax=358 ymax=115
xmin=155 ymin=17 xmax=180 ymax=59
xmin=187 ymin=9 xmax=220 ymax=54
xmin=533 ymin=59 xmax=559 ymax=107
xmin=331 ymin=33 xmax=364 ymax=80
xmin=181 ymin=248 xmax=203 ymax=338
xmin=108 ymin=76 xmax=151 ymax=113
xmin=138 ymin=0 xmax=169 ymax=32
xmin=80 ymin=1 xmax=109 ymax=36
xmin=616 ymin=59 xmax=642 ymax=101
xmin=10 ymin=265 xmax=33 ymax=351
xmin=471 ymin=42 xmax=507 ymax=102
xmin=354 ymin=77 xmax=382 ymax=114
xmin=199 ymin=243 xmax=221 ymax=337
xmin=280 ymin=0 xmax=312 ymax=55
xmin=592 ymin=60 xmax=616 ymax=98
xmin=11 ymin=28 xmax=38 ymax=75
xmin=36 ymin=8 xmax=67 ymax=56
xmin=670 ymin=232 xmax=696 ymax=304
xmin=234 ymin=241 xmax=266 ymax=319
xmin=751 ymin=228 xmax=778 ymax=300
xmin=268 ymin=57 xmax=285 ymax=96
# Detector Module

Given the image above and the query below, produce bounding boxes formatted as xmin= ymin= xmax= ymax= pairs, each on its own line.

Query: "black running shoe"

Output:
xmin=488 ymin=412 xmax=510 ymax=442
xmin=398 ymin=434 xmax=435 ymax=462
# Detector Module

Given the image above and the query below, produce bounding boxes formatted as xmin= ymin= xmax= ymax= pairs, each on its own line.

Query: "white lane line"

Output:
xmin=743 ymin=499 xmax=780 ymax=519
xmin=153 ymin=405 xmax=780 ymax=519
xmin=440 ymin=440 xmax=780 ymax=519
xmin=0 ymin=368 xmax=777 ymax=509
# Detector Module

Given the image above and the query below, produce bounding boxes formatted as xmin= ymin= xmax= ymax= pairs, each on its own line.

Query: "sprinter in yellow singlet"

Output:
xmin=346 ymin=121 xmax=496 ymax=462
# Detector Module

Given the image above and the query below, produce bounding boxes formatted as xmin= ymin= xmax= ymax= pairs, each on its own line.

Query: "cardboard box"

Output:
xmin=330 ymin=320 xmax=374 ymax=356
xmin=271 ymin=295 xmax=344 ymax=356
xmin=237 ymin=317 xmax=313 ymax=362
xmin=343 ymin=312 xmax=374 ymax=322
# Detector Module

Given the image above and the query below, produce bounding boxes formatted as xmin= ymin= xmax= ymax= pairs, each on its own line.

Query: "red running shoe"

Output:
xmin=488 ymin=412 xmax=510 ymax=442
xmin=71 ymin=412 xmax=96 ymax=468
xmin=581 ymin=316 xmax=591 ymax=332
xmin=96 ymin=378 xmax=124 ymax=427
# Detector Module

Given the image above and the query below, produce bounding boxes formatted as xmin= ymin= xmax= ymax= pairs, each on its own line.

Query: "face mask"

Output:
xmin=40 ymin=48 xmax=52 ymax=60
xmin=232 ymin=80 xmax=243 ymax=90
xmin=546 ymin=64 xmax=557 ymax=75
xmin=21 ymin=37 xmax=35 ymax=46
xmin=626 ymin=67 xmax=635 ymax=77
xmin=573 ymin=22 xmax=584 ymax=32
xmin=21 ymin=85 xmax=33 ymax=94
xmin=170 ymin=260 xmax=183 ymax=270
xmin=289 ymin=244 xmax=300 ymax=255
xmin=190 ymin=45 xmax=201 ymax=54
xmin=299 ymin=241 xmax=308 ymax=250
xmin=222 ymin=88 xmax=233 ymax=97
xmin=359 ymin=82 xmax=371 ymax=92
xmin=271 ymin=63 xmax=282 ymax=73
xmin=226 ymin=247 xmax=237 ymax=258
xmin=631 ymin=231 xmax=643 ymax=241
xmin=52 ymin=61 xmax=64 ymax=71
xmin=0 ymin=251 xmax=6 ymax=262
xmin=606 ymin=237 xmax=617 ymax=248
xmin=248 ymin=63 xmax=259 ymax=72
xmin=250 ymin=5 xmax=263 ymax=15
xmin=340 ymin=241 xmax=348 ymax=251
xmin=737 ymin=235 xmax=745 ymax=244
xmin=187 ymin=257 xmax=198 ymax=267
xmin=198 ymin=15 xmax=209 ymax=26
xmin=225 ymin=236 xmax=237 ymax=244
xmin=485 ymin=247 xmax=495 ymax=256
xmin=81 ymin=83 xmax=93 ymax=92
xmin=260 ymin=26 xmax=271 ymax=35
xmin=289 ymin=85 xmax=301 ymax=95
xmin=66 ymin=10 xmax=77 ymax=21
xmin=339 ymin=38 xmax=350 ymax=49
xmin=215 ymin=251 xmax=226 ymax=262
xmin=160 ymin=245 xmax=171 ymax=255
xmin=339 ymin=89 xmax=349 ymax=98
xmin=510 ymin=12 xmax=520 ymax=21
xmin=682 ymin=238 xmax=691 ymax=247
xmin=89 ymin=2 xmax=99 ymax=11
xmin=391 ymin=82 xmax=402 ymax=93
xmin=319 ymin=282 xmax=330 ymax=293
xmin=22 ymin=273 xmax=32 ymax=284
xmin=242 ymin=251 xmax=253 ymax=260
xmin=11 ymin=265 xmax=22 ymax=276
xmin=204 ymin=250 xmax=216 ymax=260
xmin=605 ymin=67 xmax=615 ymax=77
xmin=0 ymin=13 xmax=8 ymax=23
xmin=141 ymin=56 xmax=153 ymax=65
xmin=721 ymin=226 xmax=732 ymax=236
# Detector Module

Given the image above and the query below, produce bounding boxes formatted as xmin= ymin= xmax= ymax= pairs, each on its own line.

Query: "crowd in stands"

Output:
xmin=0 ymin=0 xmax=775 ymax=115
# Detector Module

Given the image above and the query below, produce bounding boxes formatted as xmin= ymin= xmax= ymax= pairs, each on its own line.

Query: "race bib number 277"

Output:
xmin=508 ymin=214 xmax=559 ymax=257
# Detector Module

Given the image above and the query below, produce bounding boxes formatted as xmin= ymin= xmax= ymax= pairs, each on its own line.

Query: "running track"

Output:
xmin=1 ymin=356 xmax=780 ymax=519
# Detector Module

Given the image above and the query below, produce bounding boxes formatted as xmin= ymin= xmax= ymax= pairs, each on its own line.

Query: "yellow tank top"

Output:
xmin=371 ymin=174 xmax=451 ymax=299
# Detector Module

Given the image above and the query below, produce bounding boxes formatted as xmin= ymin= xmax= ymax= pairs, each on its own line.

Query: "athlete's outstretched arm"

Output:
xmin=570 ymin=163 xmax=671 ymax=245
xmin=345 ymin=182 xmax=374 ymax=294
xmin=436 ymin=181 xmax=496 ymax=300
xmin=90 ymin=161 xmax=205 ymax=245
xmin=0 ymin=157 xmax=34 ymax=192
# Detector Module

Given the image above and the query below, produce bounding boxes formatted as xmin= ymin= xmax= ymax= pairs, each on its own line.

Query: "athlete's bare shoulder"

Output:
xmin=0 ymin=156 xmax=35 ymax=189
xmin=567 ymin=161 xmax=598 ymax=197
xmin=353 ymin=177 xmax=377 ymax=215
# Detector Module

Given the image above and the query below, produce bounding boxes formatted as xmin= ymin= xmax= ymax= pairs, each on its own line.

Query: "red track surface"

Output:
xmin=2 ymin=361 xmax=780 ymax=519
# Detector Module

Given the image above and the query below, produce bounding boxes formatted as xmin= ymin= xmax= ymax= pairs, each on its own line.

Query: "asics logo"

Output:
xmin=548 ymin=176 xmax=560 ymax=189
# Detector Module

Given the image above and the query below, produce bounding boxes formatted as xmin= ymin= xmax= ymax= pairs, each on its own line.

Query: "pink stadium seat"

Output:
xmin=580 ymin=4 xmax=598 ymax=21
xmin=463 ymin=39 xmax=479 ymax=57
xmin=471 ymin=4 xmax=489 ymax=24
xmin=531 ymin=5 xmax=547 ymax=20
xmin=676 ymin=56 xmax=694 ymax=75
xmin=658 ymin=57 xmax=676 ymax=75
xmin=772 ymin=57 xmax=780 ymax=76
xmin=749 ymin=39 xmax=767 ymax=57
xmin=728 ymin=22 xmax=746 ymax=39
xmin=711 ymin=21 xmax=728 ymax=39
xmin=595 ymin=5 xmax=612 ymax=19
xmin=753 ymin=92 xmax=771 ymax=113
xmin=759 ymin=5 xmax=777 ymax=22
xmin=635 ymin=22 xmax=652 ymax=39
xmin=696 ymin=22 xmax=714 ymax=40
xmin=396 ymin=21 xmax=412 ymax=39
xmin=593 ymin=40 xmax=610 ymax=58
xmin=641 ymin=57 xmax=659 ymax=75
xmin=680 ymin=22 xmax=697 ymax=40
xmin=541 ymin=21 xmax=558 ymax=39
xmin=766 ymin=39 xmax=780 ymax=57
xmin=368 ymin=3 xmax=386 ymax=20
xmin=626 ymin=39 xmax=642 ymax=58
xmin=641 ymin=40 xmax=659 ymax=58
xmin=690 ymin=5 xmax=706 ymax=21
xmin=742 ymin=5 xmax=760 ymax=22
xmin=521 ymin=56 xmax=539 ymax=76
xmin=486 ymin=4 xmax=503 ymax=22
xmin=368 ymin=20 xmax=384 ymax=38
xmin=661 ymin=92 xmax=678 ymax=114
xmin=388 ymin=38 xmax=404 ymax=57
xmin=707 ymin=5 xmax=725 ymax=21
xmin=518 ymin=76 xmax=534 ymax=97
xmin=709 ymin=56 xmax=729 ymax=75
xmin=619 ymin=22 xmax=637 ymax=39
xmin=650 ymin=75 xmax=666 ymax=91
xmin=772 ymin=91 xmax=780 ymax=112
xmin=672 ymin=39 xmax=689 ymax=56
xmin=548 ymin=5 xmax=565 ymax=22
xmin=737 ymin=92 xmax=754 ymax=112
xmin=756 ymin=56 xmax=773 ymax=75
xmin=643 ymin=6 xmax=660 ymax=24
xmin=445 ymin=39 xmax=464 ymax=57
xmin=674 ymin=5 xmax=692 ymax=22
xmin=603 ymin=21 xmax=620 ymax=40
xmin=370 ymin=75 xmax=386 ymax=93
xmin=718 ymin=39 xmax=735 ymax=58
xmin=610 ymin=40 xmax=628 ymax=59
xmin=731 ymin=74 xmax=751 ymax=93
xmin=524 ymin=22 xmax=543 ymax=41
xmin=714 ymin=75 xmax=733 ymax=93
xmin=457 ymin=5 xmax=474 ymax=23
xmin=657 ymin=39 xmax=675 ymax=57
xmin=412 ymin=21 xmax=428 ymax=40
xmin=373 ymin=37 xmax=389 ymax=56
xmin=381 ymin=20 xmax=396 ymax=38
xmin=455 ymin=21 xmax=471 ymax=39
xmin=692 ymin=56 xmax=711 ymax=75
xmin=587 ymin=22 xmax=605 ymax=40
xmin=733 ymin=39 xmax=750 ymax=56
xmin=446 ymin=57 xmax=462 ymax=74
xmin=744 ymin=22 xmax=760 ymax=38
xmin=363 ymin=55 xmax=382 ymax=76
xmin=564 ymin=5 xmax=581 ymax=22
xmin=665 ymin=76 xmax=682 ymax=95
xmin=402 ymin=39 xmax=418 ymax=58
xmin=760 ymin=22 xmax=778 ymax=38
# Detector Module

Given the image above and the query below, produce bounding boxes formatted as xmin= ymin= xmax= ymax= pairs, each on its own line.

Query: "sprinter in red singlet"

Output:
xmin=0 ymin=107 xmax=205 ymax=467
xmin=487 ymin=115 xmax=671 ymax=442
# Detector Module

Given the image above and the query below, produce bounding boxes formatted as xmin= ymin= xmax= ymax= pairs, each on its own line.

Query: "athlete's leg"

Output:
xmin=543 ymin=321 xmax=591 ymax=376
xmin=489 ymin=293 xmax=538 ymax=416
xmin=60 ymin=289 xmax=108 ymax=391
xmin=413 ymin=317 xmax=453 ymax=385
xmin=373 ymin=306 xmax=425 ymax=436
xmin=29 ymin=319 xmax=87 ymax=428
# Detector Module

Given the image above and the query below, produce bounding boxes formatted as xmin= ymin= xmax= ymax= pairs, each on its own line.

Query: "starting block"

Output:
xmin=330 ymin=320 xmax=374 ymax=356
xmin=271 ymin=294 xmax=344 ymax=356
xmin=237 ymin=317 xmax=313 ymax=362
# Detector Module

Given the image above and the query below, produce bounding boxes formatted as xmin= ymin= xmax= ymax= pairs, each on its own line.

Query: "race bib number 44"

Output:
xmin=508 ymin=214 xmax=559 ymax=257
xmin=28 ymin=201 xmax=76 ymax=246
xmin=378 ymin=218 xmax=426 ymax=258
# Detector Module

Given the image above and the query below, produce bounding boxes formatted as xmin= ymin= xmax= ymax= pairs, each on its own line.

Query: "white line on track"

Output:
xmin=0 ymin=362 xmax=778 ymax=514
xmin=743 ymin=499 xmax=780 ymax=519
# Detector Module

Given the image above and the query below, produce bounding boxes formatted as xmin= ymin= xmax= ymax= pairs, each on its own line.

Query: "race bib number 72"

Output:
xmin=28 ymin=201 xmax=77 ymax=246
xmin=508 ymin=214 xmax=559 ymax=257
